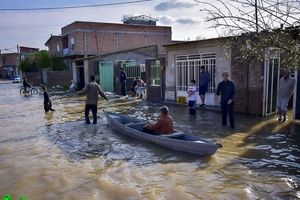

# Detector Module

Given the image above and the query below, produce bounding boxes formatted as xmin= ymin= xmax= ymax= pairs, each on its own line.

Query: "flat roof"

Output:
xmin=62 ymin=20 xmax=171 ymax=30
xmin=164 ymin=36 xmax=233 ymax=48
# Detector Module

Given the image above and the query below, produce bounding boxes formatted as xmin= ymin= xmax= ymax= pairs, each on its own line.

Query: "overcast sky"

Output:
xmin=0 ymin=0 xmax=217 ymax=52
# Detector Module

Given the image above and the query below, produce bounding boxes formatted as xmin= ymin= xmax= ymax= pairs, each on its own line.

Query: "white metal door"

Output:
xmin=263 ymin=57 xmax=280 ymax=116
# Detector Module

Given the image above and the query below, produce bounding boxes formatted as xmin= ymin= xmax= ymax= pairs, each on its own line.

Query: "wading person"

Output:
xmin=187 ymin=80 xmax=197 ymax=115
xmin=42 ymin=86 xmax=55 ymax=112
xmin=277 ymin=71 xmax=295 ymax=122
xmin=144 ymin=106 xmax=174 ymax=135
xmin=120 ymin=68 xmax=127 ymax=96
xmin=199 ymin=66 xmax=210 ymax=107
xmin=78 ymin=75 xmax=108 ymax=124
xmin=216 ymin=72 xmax=235 ymax=129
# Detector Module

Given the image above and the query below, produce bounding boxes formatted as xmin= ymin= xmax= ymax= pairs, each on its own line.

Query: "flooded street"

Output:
xmin=0 ymin=81 xmax=299 ymax=200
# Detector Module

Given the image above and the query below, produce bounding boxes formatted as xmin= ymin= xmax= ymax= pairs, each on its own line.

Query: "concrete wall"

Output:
xmin=165 ymin=40 xmax=231 ymax=106
xmin=47 ymin=71 xmax=72 ymax=87
xmin=26 ymin=71 xmax=72 ymax=87
xmin=25 ymin=72 xmax=41 ymax=86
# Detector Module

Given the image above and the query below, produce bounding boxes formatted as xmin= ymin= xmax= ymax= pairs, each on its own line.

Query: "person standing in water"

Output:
xmin=216 ymin=72 xmax=235 ymax=129
xmin=42 ymin=86 xmax=55 ymax=112
xmin=187 ymin=80 xmax=197 ymax=115
xmin=78 ymin=75 xmax=108 ymax=124
xmin=199 ymin=66 xmax=210 ymax=107
xmin=120 ymin=68 xmax=127 ymax=96
xmin=276 ymin=71 xmax=295 ymax=122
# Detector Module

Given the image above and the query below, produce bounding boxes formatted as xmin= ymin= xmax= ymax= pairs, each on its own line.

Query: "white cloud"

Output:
xmin=158 ymin=15 xmax=201 ymax=25
xmin=0 ymin=1 xmax=218 ymax=49
xmin=154 ymin=0 xmax=196 ymax=11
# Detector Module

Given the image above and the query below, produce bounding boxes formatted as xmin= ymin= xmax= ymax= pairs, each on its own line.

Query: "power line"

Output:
xmin=0 ymin=0 xmax=155 ymax=11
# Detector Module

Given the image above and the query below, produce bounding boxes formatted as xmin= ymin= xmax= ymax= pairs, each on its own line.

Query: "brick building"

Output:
xmin=164 ymin=38 xmax=288 ymax=116
xmin=45 ymin=35 xmax=63 ymax=57
xmin=45 ymin=16 xmax=172 ymax=89
xmin=0 ymin=46 xmax=39 ymax=78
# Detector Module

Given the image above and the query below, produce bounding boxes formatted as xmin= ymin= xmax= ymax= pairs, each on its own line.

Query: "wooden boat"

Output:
xmin=105 ymin=111 xmax=220 ymax=156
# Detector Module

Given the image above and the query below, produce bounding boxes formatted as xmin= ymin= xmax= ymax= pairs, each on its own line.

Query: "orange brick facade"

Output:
xmin=56 ymin=21 xmax=171 ymax=56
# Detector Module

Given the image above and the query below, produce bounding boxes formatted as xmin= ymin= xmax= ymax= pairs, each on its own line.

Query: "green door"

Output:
xmin=99 ymin=62 xmax=114 ymax=92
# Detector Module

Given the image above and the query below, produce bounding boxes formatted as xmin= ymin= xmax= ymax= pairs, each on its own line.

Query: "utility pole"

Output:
xmin=255 ymin=0 xmax=258 ymax=33
xmin=17 ymin=45 xmax=20 ymax=76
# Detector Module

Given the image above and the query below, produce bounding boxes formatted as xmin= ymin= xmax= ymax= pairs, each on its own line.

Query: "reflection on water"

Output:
xmin=0 ymin=82 xmax=299 ymax=200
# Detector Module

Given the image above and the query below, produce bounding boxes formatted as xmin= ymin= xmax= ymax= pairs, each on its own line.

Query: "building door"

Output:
xmin=263 ymin=56 xmax=280 ymax=116
xmin=121 ymin=60 xmax=140 ymax=92
xmin=146 ymin=59 xmax=161 ymax=102
xmin=99 ymin=62 xmax=114 ymax=92
xmin=78 ymin=67 xmax=85 ymax=90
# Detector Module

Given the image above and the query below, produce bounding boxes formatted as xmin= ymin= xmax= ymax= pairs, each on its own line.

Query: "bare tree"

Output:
xmin=195 ymin=0 xmax=300 ymax=69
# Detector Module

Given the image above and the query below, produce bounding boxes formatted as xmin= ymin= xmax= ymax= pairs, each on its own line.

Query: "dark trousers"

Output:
xmin=85 ymin=104 xmax=97 ymax=124
xmin=121 ymin=83 xmax=126 ymax=96
xmin=221 ymin=102 xmax=235 ymax=129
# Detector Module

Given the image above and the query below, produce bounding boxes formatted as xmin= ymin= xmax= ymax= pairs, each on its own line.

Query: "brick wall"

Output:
xmin=61 ymin=21 xmax=171 ymax=56
xmin=231 ymin=46 xmax=264 ymax=115
xmin=47 ymin=71 xmax=72 ymax=87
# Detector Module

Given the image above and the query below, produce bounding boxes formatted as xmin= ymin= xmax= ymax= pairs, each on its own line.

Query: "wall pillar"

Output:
xmin=72 ymin=61 xmax=77 ymax=83
xmin=84 ymin=59 xmax=89 ymax=84
xmin=294 ymin=71 xmax=300 ymax=120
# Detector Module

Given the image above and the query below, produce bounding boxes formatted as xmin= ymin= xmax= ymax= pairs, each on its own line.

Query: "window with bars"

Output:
xmin=176 ymin=53 xmax=216 ymax=93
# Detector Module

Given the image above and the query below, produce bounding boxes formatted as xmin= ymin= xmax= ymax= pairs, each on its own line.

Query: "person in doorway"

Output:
xmin=120 ymin=68 xmax=127 ymax=96
xmin=187 ymin=80 xmax=197 ymax=115
xmin=276 ymin=71 xmax=295 ymax=122
xmin=78 ymin=75 xmax=108 ymax=124
xmin=143 ymin=106 xmax=174 ymax=135
xmin=199 ymin=66 xmax=210 ymax=107
xmin=216 ymin=72 xmax=235 ymax=129
xmin=136 ymin=77 xmax=146 ymax=98
xmin=42 ymin=86 xmax=55 ymax=112
xmin=23 ymin=77 xmax=31 ymax=92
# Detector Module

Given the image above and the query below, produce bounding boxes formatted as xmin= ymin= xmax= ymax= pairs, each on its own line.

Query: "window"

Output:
xmin=150 ymin=60 xmax=160 ymax=86
xmin=57 ymin=44 xmax=60 ymax=52
xmin=176 ymin=53 xmax=216 ymax=93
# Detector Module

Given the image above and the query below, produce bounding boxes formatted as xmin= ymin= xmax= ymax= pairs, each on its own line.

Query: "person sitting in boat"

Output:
xmin=143 ymin=106 xmax=174 ymax=135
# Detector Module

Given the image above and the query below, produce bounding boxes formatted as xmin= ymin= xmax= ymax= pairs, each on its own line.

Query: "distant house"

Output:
xmin=164 ymin=37 xmax=295 ymax=116
xmin=0 ymin=46 xmax=39 ymax=78
xmin=44 ymin=35 xmax=63 ymax=57
xmin=45 ymin=16 xmax=172 ymax=89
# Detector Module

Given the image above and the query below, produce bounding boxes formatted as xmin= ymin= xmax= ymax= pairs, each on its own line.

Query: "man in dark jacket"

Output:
xmin=42 ymin=86 xmax=55 ymax=112
xmin=78 ymin=75 xmax=108 ymax=124
xmin=216 ymin=72 xmax=235 ymax=129
xmin=120 ymin=68 xmax=127 ymax=96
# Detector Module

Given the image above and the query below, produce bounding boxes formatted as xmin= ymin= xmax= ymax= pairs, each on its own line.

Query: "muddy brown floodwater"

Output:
xmin=0 ymin=82 xmax=299 ymax=200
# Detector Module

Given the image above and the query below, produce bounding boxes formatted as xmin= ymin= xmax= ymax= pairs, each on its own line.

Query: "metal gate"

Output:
xmin=263 ymin=51 xmax=280 ymax=116
xmin=121 ymin=60 xmax=140 ymax=91
xmin=99 ymin=62 xmax=114 ymax=92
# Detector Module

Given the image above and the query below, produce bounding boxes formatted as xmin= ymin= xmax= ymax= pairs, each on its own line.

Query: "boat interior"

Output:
xmin=108 ymin=113 xmax=202 ymax=141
